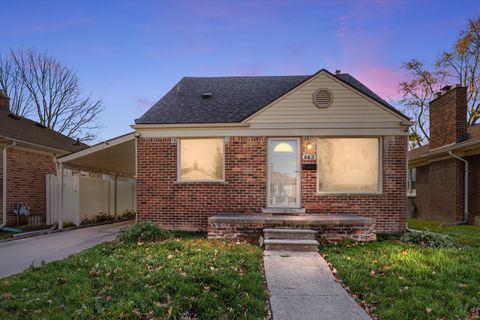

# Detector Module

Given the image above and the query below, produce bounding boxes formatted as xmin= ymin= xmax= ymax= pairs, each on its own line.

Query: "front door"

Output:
xmin=267 ymin=138 xmax=300 ymax=208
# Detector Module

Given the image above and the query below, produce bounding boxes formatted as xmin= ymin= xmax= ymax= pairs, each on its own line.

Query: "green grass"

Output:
xmin=408 ymin=219 xmax=480 ymax=246
xmin=322 ymin=219 xmax=480 ymax=320
xmin=0 ymin=234 xmax=268 ymax=319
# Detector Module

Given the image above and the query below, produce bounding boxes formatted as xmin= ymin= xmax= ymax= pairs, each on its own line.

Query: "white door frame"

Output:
xmin=267 ymin=137 xmax=301 ymax=208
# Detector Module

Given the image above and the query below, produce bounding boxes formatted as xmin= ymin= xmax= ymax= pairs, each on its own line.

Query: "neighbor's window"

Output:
xmin=408 ymin=168 xmax=416 ymax=195
xmin=317 ymin=138 xmax=380 ymax=193
xmin=179 ymin=138 xmax=224 ymax=181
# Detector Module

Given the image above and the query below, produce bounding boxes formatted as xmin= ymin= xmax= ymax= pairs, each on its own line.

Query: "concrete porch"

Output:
xmin=208 ymin=213 xmax=376 ymax=243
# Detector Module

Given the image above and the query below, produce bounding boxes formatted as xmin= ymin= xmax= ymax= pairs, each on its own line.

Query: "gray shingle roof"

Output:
xmin=135 ymin=69 xmax=408 ymax=124
xmin=0 ymin=110 xmax=88 ymax=153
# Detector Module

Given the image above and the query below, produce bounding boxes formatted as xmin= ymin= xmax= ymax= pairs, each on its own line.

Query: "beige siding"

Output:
xmin=247 ymin=72 xmax=403 ymax=124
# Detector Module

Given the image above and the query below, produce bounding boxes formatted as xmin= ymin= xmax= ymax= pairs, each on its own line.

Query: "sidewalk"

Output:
xmin=264 ymin=251 xmax=372 ymax=320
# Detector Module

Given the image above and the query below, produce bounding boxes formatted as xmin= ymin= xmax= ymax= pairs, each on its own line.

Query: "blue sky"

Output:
xmin=0 ymin=0 xmax=478 ymax=141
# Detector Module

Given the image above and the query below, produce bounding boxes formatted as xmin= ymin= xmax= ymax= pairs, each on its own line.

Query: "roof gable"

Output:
xmin=245 ymin=70 xmax=408 ymax=124
xmin=135 ymin=69 xmax=408 ymax=125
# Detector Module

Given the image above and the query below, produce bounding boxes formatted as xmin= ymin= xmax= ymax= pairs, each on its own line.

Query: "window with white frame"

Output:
xmin=179 ymin=138 xmax=224 ymax=182
xmin=408 ymin=167 xmax=416 ymax=195
xmin=317 ymin=138 xmax=381 ymax=193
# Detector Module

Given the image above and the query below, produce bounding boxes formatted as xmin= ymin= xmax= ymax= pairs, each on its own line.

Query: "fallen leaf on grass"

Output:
xmin=2 ymin=292 xmax=13 ymax=300
xmin=458 ymin=283 xmax=468 ymax=288
xmin=426 ymin=307 xmax=432 ymax=314
xmin=467 ymin=307 xmax=479 ymax=320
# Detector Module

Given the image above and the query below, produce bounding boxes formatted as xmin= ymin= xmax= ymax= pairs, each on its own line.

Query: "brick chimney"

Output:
xmin=429 ymin=85 xmax=467 ymax=149
xmin=0 ymin=90 xmax=10 ymax=112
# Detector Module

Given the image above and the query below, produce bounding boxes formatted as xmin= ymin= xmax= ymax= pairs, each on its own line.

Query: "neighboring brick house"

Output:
xmin=408 ymin=85 xmax=480 ymax=224
xmin=0 ymin=91 xmax=87 ymax=228
xmin=132 ymin=69 xmax=411 ymax=238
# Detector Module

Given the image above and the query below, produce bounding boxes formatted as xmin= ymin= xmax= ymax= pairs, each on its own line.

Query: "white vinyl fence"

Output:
xmin=46 ymin=174 xmax=136 ymax=226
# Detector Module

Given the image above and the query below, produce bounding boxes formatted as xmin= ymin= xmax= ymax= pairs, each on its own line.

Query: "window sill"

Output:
xmin=315 ymin=192 xmax=384 ymax=196
xmin=174 ymin=180 xmax=228 ymax=184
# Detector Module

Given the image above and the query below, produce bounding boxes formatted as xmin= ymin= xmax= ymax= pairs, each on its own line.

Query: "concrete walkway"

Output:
xmin=264 ymin=251 xmax=371 ymax=320
xmin=0 ymin=220 xmax=132 ymax=278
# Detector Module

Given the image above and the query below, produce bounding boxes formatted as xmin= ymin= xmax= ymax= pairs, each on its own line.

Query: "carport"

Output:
xmin=54 ymin=132 xmax=137 ymax=228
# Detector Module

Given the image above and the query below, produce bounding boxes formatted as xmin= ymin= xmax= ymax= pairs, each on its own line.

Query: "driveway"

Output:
xmin=0 ymin=220 xmax=132 ymax=278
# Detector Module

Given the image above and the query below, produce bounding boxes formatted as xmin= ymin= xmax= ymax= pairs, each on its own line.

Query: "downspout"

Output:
xmin=113 ymin=174 xmax=118 ymax=219
xmin=442 ymin=151 xmax=469 ymax=226
xmin=1 ymin=141 xmax=16 ymax=229
xmin=56 ymin=162 xmax=64 ymax=230
xmin=134 ymin=132 xmax=139 ymax=223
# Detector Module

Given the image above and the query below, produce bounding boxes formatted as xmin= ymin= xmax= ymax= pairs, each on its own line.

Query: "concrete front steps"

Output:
xmin=263 ymin=228 xmax=319 ymax=252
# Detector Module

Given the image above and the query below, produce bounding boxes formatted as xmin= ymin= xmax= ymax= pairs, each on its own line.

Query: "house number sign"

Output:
xmin=302 ymin=154 xmax=316 ymax=161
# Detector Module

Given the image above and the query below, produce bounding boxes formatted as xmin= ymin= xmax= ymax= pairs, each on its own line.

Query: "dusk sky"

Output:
xmin=1 ymin=0 xmax=478 ymax=141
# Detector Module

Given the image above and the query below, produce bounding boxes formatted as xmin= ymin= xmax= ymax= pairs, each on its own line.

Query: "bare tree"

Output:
xmin=0 ymin=49 xmax=103 ymax=142
xmin=0 ymin=54 xmax=32 ymax=116
xmin=399 ymin=17 xmax=480 ymax=148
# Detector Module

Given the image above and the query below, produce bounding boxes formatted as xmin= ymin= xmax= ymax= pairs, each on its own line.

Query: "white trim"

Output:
xmin=137 ymin=127 xmax=407 ymax=138
xmin=409 ymin=137 xmax=480 ymax=167
xmin=177 ymin=137 xmax=226 ymax=183
xmin=0 ymin=135 xmax=71 ymax=155
xmin=267 ymin=138 xmax=301 ymax=208
xmin=58 ymin=132 xmax=135 ymax=163
xmin=407 ymin=167 xmax=416 ymax=196
xmin=316 ymin=137 xmax=383 ymax=195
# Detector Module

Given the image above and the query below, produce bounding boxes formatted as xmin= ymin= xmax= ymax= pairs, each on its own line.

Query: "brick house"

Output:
xmin=0 ymin=91 xmax=87 ymax=228
xmin=408 ymin=85 xmax=480 ymax=224
xmin=130 ymin=69 xmax=411 ymax=241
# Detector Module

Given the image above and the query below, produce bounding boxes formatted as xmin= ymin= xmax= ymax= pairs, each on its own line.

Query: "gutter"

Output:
xmin=1 ymin=141 xmax=16 ymax=229
xmin=409 ymin=137 xmax=480 ymax=165
xmin=442 ymin=151 xmax=469 ymax=225
xmin=0 ymin=134 xmax=70 ymax=156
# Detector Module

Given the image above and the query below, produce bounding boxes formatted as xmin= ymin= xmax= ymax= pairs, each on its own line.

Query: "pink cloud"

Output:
xmin=348 ymin=65 xmax=406 ymax=101
xmin=329 ymin=1 xmax=408 ymax=101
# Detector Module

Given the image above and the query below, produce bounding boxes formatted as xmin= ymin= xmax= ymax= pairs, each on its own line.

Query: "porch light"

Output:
xmin=274 ymin=143 xmax=294 ymax=152
xmin=306 ymin=143 xmax=313 ymax=150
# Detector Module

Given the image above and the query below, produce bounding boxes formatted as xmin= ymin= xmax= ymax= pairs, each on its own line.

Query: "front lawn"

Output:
xmin=408 ymin=219 xmax=480 ymax=247
xmin=0 ymin=233 xmax=268 ymax=319
xmin=322 ymin=219 xmax=480 ymax=320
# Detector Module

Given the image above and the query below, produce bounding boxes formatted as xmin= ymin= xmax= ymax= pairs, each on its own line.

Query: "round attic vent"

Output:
xmin=313 ymin=89 xmax=333 ymax=108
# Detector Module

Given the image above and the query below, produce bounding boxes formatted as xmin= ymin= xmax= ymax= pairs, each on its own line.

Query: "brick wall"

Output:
xmin=137 ymin=137 xmax=267 ymax=230
xmin=301 ymin=136 xmax=407 ymax=233
xmin=429 ymin=86 xmax=467 ymax=149
xmin=208 ymin=222 xmax=376 ymax=243
xmin=137 ymin=135 xmax=408 ymax=233
xmin=413 ymin=165 xmax=430 ymax=218
xmin=467 ymin=154 xmax=480 ymax=224
xmin=0 ymin=147 xmax=56 ymax=226
xmin=413 ymin=158 xmax=467 ymax=223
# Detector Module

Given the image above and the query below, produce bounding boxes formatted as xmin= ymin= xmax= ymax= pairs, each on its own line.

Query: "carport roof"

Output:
xmin=58 ymin=132 xmax=136 ymax=176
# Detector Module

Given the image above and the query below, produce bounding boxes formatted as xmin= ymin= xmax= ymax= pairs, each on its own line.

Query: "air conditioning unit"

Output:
xmin=13 ymin=203 xmax=30 ymax=216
